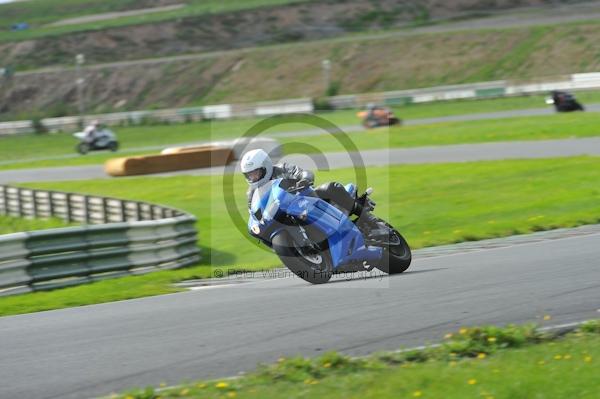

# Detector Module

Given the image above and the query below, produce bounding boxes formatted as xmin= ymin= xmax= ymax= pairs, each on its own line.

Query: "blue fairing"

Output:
xmin=248 ymin=179 xmax=382 ymax=269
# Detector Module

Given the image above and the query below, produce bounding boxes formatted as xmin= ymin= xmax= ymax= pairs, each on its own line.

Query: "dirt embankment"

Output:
xmin=0 ymin=0 xmax=583 ymax=70
xmin=2 ymin=18 xmax=600 ymax=120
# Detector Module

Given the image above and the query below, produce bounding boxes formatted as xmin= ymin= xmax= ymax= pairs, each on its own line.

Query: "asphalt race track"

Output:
xmin=0 ymin=227 xmax=599 ymax=399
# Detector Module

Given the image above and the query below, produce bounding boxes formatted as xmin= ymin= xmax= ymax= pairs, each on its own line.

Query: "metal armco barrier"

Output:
xmin=326 ymin=72 xmax=600 ymax=109
xmin=0 ymin=185 xmax=201 ymax=296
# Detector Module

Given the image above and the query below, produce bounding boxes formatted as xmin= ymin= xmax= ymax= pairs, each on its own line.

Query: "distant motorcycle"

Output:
xmin=546 ymin=90 xmax=585 ymax=112
xmin=248 ymin=178 xmax=411 ymax=284
xmin=357 ymin=105 xmax=402 ymax=129
xmin=73 ymin=129 xmax=119 ymax=155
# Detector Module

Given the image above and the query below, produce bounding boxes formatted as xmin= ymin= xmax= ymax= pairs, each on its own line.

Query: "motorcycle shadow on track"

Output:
xmin=324 ymin=267 xmax=448 ymax=285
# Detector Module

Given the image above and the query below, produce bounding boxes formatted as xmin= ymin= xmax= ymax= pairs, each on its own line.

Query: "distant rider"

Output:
xmin=240 ymin=149 xmax=386 ymax=237
xmin=83 ymin=120 xmax=101 ymax=145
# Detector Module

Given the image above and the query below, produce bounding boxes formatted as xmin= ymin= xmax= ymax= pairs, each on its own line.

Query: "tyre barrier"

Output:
xmin=161 ymin=138 xmax=282 ymax=160
xmin=105 ymin=146 xmax=233 ymax=177
xmin=0 ymin=185 xmax=201 ymax=296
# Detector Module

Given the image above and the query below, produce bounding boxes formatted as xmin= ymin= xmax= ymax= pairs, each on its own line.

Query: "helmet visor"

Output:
xmin=244 ymin=167 xmax=266 ymax=184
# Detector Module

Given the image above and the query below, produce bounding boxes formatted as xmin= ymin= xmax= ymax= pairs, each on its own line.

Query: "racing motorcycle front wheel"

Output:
xmin=373 ymin=219 xmax=412 ymax=274
xmin=272 ymin=231 xmax=333 ymax=284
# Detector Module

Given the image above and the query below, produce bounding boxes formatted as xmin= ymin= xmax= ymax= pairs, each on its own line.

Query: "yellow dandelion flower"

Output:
xmin=453 ymin=230 xmax=463 ymax=234
xmin=459 ymin=328 xmax=468 ymax=335
xmin=538 ymin=360 xmax=546 ymax=365
xmin=125 ymin=396 xmax=135 ymax=399
xmin=277 ymin=357 xmax=286 ymax=363
xmin=179 ymin=388 xmax=190 ymax=396
xmin=304 ymin=379 xmax=314 ymax=385
xmin=449 ymin=361 xmax=457 ymax=367
xmin=584 ymin=356 xmax=592 ymax=363
xmin=196 ymin=383 xmax=207 ymax=389
xmin=477 ymin=353 xmax=487 ymax=359
xmin=215 ymin=382 xmax=229 ymax=389
xmin=159 ymin=382 xmax=167 ymax=388
xmin=413 ymin=391 xmax=423 ymax=397
xmin=564 ymin=354 xmax=572 ymax=360
xmin=468 ymin=379 xmax=477 ymax=385
xmin=543 ymin=315 xmax=552 ymax=321
xmin=227 ymin=392 xmax=237 ymax=398
xmin=554 ymin=355 xmax=562 ymax=360
xmin=323 ymin=362 xmax=332 ymax=368
xmin=487 ymin=337 xmax=497 ymax=343
xmin=444 ymin=333 xmax=453 ymax=339
xmin=310 ymin=380 xmax=319 ymax=385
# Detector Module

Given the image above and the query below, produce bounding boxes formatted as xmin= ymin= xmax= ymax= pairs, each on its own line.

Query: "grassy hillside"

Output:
xmin=0 ymin=0 xmax=309 ymax=36
xmin=0 ymin=0 xmax=590 ymax=68
xmin=2 ymin=19 xmax=600 ymax=120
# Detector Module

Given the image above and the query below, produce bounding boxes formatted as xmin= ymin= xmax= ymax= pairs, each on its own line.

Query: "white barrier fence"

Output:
xmin=0 ymin=98 xmax=314 ymax=136
xmin=328 ymin=73 xmax=600 ymax=109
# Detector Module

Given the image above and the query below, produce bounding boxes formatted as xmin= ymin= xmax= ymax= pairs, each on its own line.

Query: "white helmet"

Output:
xmin=240 ymin=149 xmax=273 ymax=189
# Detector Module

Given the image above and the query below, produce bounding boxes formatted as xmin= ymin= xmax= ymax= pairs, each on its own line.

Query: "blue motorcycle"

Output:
xmin=248 ymin=178 xmax=411 ymax=284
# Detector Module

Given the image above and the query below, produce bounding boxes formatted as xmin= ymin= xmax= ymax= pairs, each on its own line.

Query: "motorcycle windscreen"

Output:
xmin=250 ymin=180 xmax=274 ymax=215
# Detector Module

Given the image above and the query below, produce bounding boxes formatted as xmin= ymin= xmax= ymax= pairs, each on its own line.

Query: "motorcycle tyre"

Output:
xmin=272 ymin=231 xmax=333 ymax=284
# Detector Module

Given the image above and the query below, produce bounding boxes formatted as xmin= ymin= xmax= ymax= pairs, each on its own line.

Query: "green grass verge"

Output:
xmin=0 ymin=0 xmax=311 ymax=43
xmin=1 ymin=93 xmax=600 ymax=171
xmin=117 ymin=321 xmax=600 ymax=399
xmin=282 ymin=112 xmax=600 ymax=154
xmin=1 ymin=156 xmax=599 ymax=316
xmin=0 ymin=214 xmax=73 ymax=234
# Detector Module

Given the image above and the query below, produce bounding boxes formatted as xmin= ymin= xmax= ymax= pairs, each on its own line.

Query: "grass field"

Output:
xmin=0 ymin=214 xmax=73 ymax=234
xmin=0 ymin=0 xmax=310 ymax=42
xmin=1 ymin=156 xmax=599 ymax=316
xmin=116 ymin=322 xmax=600 ymax=399
xmin=1 ymin=93 xmax=599 ymax=171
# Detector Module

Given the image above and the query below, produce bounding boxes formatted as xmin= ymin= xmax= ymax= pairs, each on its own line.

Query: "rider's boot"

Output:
xmin=351 ymin=192 xmax=388 ymax=239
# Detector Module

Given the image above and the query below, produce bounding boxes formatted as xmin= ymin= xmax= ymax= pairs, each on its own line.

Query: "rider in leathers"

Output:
xmin=242 ymin=149 xmax=383 ymax=237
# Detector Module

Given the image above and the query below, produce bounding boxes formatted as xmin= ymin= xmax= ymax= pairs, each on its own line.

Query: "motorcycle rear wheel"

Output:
xmin=272 ymin=231 xmax=333 ymax=284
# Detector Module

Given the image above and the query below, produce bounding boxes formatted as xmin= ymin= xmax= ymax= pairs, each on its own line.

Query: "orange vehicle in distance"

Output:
xmin=357 ymin=103 xmax=402 ymax=129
